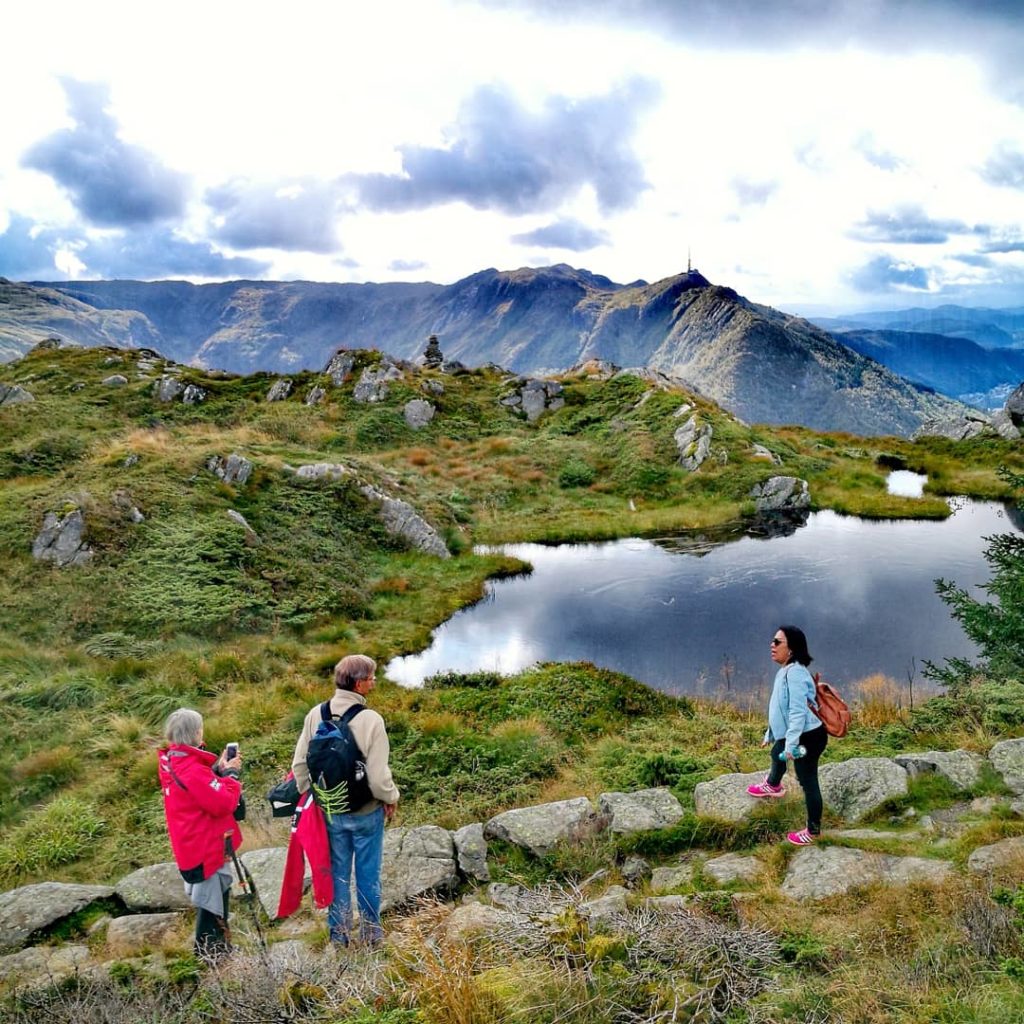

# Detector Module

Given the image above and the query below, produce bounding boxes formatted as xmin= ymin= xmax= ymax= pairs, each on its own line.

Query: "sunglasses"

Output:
xmin=771 ymin=638 xmax=785 ymax=646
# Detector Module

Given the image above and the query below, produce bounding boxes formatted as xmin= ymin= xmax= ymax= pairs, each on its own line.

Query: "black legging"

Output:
xmin=766 ymin=724 xmax=828 ymax=834
xmin=195 ymin=888 xmax=231 ymax=960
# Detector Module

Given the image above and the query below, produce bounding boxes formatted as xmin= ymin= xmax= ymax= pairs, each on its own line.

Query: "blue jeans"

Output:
xmin=325 ymin=805 xmax=384 ymax=944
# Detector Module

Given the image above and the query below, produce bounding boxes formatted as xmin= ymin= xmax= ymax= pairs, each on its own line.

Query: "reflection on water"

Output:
xmin=887 ymin=471 xmax=927 ymax=498
xmin=386 ymin=499 xmax=1019 ymax=698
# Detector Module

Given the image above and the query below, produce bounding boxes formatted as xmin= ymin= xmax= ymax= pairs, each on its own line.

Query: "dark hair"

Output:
xmin=778 ymin=625 xmax=813 ymax=667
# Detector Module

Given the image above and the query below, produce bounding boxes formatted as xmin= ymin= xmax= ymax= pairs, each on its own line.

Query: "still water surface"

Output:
xmin=386 ymin=498 xmax=1020 ymax=699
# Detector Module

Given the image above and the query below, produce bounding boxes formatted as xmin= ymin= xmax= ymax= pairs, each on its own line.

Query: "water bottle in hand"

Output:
xmin=779 ymin=745 xmax=806 ymax=761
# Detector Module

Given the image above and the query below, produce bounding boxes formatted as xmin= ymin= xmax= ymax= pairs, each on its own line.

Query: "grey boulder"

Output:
xmin=967 ymin=835 xmax=1024 ymax=874
xmin=324 ymin=350 xmax=355 ymax=386
xmin=781 ymin=845 xmax=953 ymax=901
xmin=0 ymin=383 xmax=36 ymax=406
xmin=381 ymin=825 xmax=458 ymax=911
xmin=694 ymin=770 xmax=794 ymax=822
xmin=153 ymin=375 xmax=184 ymax=402
xmin=453 ymin=822 xmax=490 ymax=882
xmin=404 ymin=398 xmax=436 ymax=430
xmin=105 ymin=912 xmax=181 ymax=954
xmin=485 ymin=797 xmax=601 ymax=858
xmin=32 ymin=508 xmax=93 ymax=567
xmin=819 ymin=758 xmax=909 ymax=821
xmin=359 ymin=484 xmax=450 ymax=558
xmin=266 ymin=379 xmax=293 ymax=402
xmin=750 ymin=476 xmax=811 ymax=512
xmin=0 ymin=882 xmax=114 ymax=953
xmin=597 ymin=788 xmax=684 ymax=834
xmin=702 ymin=853 xmax=763 ymax=885
xmin=894 ymin=750 xmax=986 ymax=791
xmin=207 ymin=452 xmax=253 ymax=486
xmin=115 ymin=862 xmax=190 ymax=911
xmin=989 ymin=737 xmax=1024 ymax=794
xmin=674 ymin=415 xmax=713 ymax=471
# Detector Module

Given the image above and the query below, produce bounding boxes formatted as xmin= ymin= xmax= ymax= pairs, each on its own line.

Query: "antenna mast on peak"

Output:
xmin=687 ymin=248 xmax=692 ymax=274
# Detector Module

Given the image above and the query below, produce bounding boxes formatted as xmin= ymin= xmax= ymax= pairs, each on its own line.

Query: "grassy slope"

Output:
xmin=1 ymin=346 xmax=1023 ymax=1022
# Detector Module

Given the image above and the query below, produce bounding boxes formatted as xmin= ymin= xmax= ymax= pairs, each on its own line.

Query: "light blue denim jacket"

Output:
xmin=763 ymin=663 xmax=822 ymax=754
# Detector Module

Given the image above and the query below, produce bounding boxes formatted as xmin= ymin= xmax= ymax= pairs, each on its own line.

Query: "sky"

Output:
xmin=2 ymin=0 xmax=1024 ymax=315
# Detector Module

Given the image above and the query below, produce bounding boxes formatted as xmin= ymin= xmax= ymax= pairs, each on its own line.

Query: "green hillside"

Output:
xmin=2 ymin=343 xmax=1024 ymax=1021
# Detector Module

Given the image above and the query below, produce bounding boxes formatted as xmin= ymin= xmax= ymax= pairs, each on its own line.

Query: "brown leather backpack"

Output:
xmin=809 ymin=672 xmax=851 ymax=738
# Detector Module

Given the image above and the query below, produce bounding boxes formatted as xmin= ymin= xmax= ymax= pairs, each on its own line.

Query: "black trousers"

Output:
xmin=194 ymin=888 xmax=231 ymax=961
xmin=766 ymin=724 xmax=828 ymax=834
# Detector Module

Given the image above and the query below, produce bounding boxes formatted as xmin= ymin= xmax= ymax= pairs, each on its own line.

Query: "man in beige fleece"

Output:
xmin=292 ymin=654 xmax=399 ymax=946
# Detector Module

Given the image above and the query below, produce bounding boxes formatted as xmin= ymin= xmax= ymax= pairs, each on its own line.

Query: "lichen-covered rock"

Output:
xmin=912 ymin=411 xmax=992 ymax=441
xmin=105 ymin=912 xmax=182 ymax=954
xmin=649 ymin=864 xmax=694 ymax=893
xmin=292 ymin=462 xmax=349 ymax=481
xmin=453 ymin=822 xmax=490 ymax=882
xmin=781 ymin=845 xmax=953 ymax=901
xmin=404 ymin=398 xmax=436 ymax=430
xmin=206 ymin=452 xmax=253 ymax=486
xmin=485 ymin=797 xmax=602 ymax=858
xmin=750 ymin=476 xmax=810 ymax=512
xmin=354 ymin=363 xmax=403 ymax=403
xmin=894 ymin=750 xmax=986 ymax=791
xmin=304 ymin=385 xmax=326 ymax=406
xmin=324 ymin=350 xmax=356 ymax=386
xmin=115 ymin=862 xmax=191 ymax=911
xmin=674 ymin=415 xmax=713 ymax=471
xmin=694 ymin=770 xmax=795 ymax=822
xmin=240 ymin=847 xmax=300 ymax=918
xmin=226 ymin=509 xmax=259 ymax=543
xmin=580 ymin=885 xmax=628 ymax=929
xmin=0 ymin=383 xmax=35 ymax=406
xmin=703 ymin=853 xmax=763 ymax=885
xmin=819 ymin=758 xmax=909 ymax=821
xmin=597 ymin=788 xmax=684 ymax=834
xmin=0 ymin=882 xmax=114 ymax=953
xmin=506 ymin=379 xmax=564 ymax=422
xmin=0 ymin=943 xmax=91 ymax=986
xmin=358 ymin=484 xmax=450 ymax=558
xmin=153 ymin=375 xmax=184 ymax=402
xmin=266 ymin=379 xmax=293 ymax=402
xmin=966 ymin=835 xmax=1024 ymax=874
xmin=381 ymin=826 xmax=458 ymax=911
xmin=31 ymin=508 xmax=93 ymax=567
xmin=989 ymin=737 xmax=1024 ymax=794
xmin=101 ymin=374 xmax=128 ymax=387
xmin=182 ymin=384 xmax=207 ymax=405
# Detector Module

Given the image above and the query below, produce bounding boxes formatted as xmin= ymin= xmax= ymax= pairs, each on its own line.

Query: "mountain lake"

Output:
xmin=387 ymin=485 xmax=1021 ymax=701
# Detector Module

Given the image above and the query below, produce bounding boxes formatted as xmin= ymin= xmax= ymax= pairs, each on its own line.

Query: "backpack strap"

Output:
xmin=320 ymin=701 xmax=366 ymax=725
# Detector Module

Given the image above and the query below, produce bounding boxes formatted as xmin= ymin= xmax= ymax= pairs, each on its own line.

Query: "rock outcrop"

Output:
xmin=31 ymin=508 xmax=93 ymax=567
xmin=597 ymin=788 xmax=684 ymax=834
xmin=818 ymin=758 xmax=908 ymax=821
xmin=0 ymin=383 xmax=35 ymax=406
xmin=500 ymin=378 xmax=565 ymax=422
xmin=381 ymin=826 xmax=458 ymax=912
xmin=989 ymin=737 xmax=1024 ymax=794
xmin=674 ymin=415 xmax=713 ymax=471
xmin=485 ymin=797 xmax=601 ymax=858
xmin=750 ymin=476 xmax=810 ymax=513
xmin=0 ymin=882 xmax=114 ymax=953
xmin=266 ymin=379 xmax=293 ymax=402
xmin=403 ymin=398 xmax=436 ymax=430
xmin=893 ymin=750 xmax=986 ymax=791
xmin=206 ymin=452 xmax=253 ymax=486
xmin=781 ymin=846 xmax=953 ymax=901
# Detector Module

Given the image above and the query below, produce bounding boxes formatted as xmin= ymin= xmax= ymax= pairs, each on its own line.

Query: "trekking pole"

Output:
xmin=225 ymin=833 xmax=268 ymax=951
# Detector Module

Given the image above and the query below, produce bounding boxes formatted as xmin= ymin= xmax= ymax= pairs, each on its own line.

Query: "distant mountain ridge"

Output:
xmin=1 ymin=267 xmax=969 ymax=436
xmin=814 ymin=305 xmax=1024 ymax=350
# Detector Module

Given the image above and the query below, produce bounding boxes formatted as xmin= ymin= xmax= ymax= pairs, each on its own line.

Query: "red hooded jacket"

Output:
xmin=159 ymin=744 xmax=243 ymax=881
xmin=277 ymin=790 xmax=333 ymax=919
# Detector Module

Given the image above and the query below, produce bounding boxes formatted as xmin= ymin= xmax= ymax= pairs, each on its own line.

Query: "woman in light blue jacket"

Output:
xmin=747 ymin=624 xmax=827 ymax=845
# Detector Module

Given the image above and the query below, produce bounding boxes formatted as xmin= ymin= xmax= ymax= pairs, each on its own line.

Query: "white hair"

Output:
xmin=164 ymin=707 xmax=203 ymax=746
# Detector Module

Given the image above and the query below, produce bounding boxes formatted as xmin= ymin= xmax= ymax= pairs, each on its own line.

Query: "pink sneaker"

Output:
xmin=786 ymin=829 xmax=815 ymax=846
xmin=746 ymin=780 xmax=784 ymax=798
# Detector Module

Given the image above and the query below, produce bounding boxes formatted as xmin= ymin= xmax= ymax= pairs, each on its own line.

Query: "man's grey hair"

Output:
xmin=334 ymin=654 xmax=376 ymax=691
xmin=165 ymin=707 xmax=204 ymax=746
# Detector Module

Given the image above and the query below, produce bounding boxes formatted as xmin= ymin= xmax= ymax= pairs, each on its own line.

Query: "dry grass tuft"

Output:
xmin=853 ymin=673 xmax=909 ymax=727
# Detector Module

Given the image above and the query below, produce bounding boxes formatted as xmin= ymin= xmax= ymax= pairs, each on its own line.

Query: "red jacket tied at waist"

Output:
xmin=277 ymin=791 xmax=333 ymax=919
xmin=159 ymin=744 xmax=242 ymax=881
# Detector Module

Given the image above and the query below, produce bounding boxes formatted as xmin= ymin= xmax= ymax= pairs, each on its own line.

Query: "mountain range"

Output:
xmin=0 ymin=267 xmax=974 ymax=436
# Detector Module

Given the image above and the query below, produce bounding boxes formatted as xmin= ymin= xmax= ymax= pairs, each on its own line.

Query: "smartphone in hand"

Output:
xmin=225 ymin=743 xmax=239 ymax=760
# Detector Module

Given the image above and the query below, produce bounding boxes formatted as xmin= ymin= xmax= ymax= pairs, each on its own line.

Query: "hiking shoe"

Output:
xmin=786 ymin=829 xmax=815 ymax=846
xmin=746 ymin=780 xmax=784 ymax=798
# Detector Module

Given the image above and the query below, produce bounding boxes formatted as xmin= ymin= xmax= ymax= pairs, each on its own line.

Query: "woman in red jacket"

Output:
xmin=158 ymin=708 xmax=243 ymax=961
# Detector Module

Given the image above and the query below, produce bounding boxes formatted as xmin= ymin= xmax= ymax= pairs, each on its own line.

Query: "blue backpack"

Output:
xmin=305 ymin=702 xmax=372 ymax=820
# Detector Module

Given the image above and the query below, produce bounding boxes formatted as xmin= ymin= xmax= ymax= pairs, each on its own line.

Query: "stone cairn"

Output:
xmin=423 ymin=334 xmax=443 ymax=369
